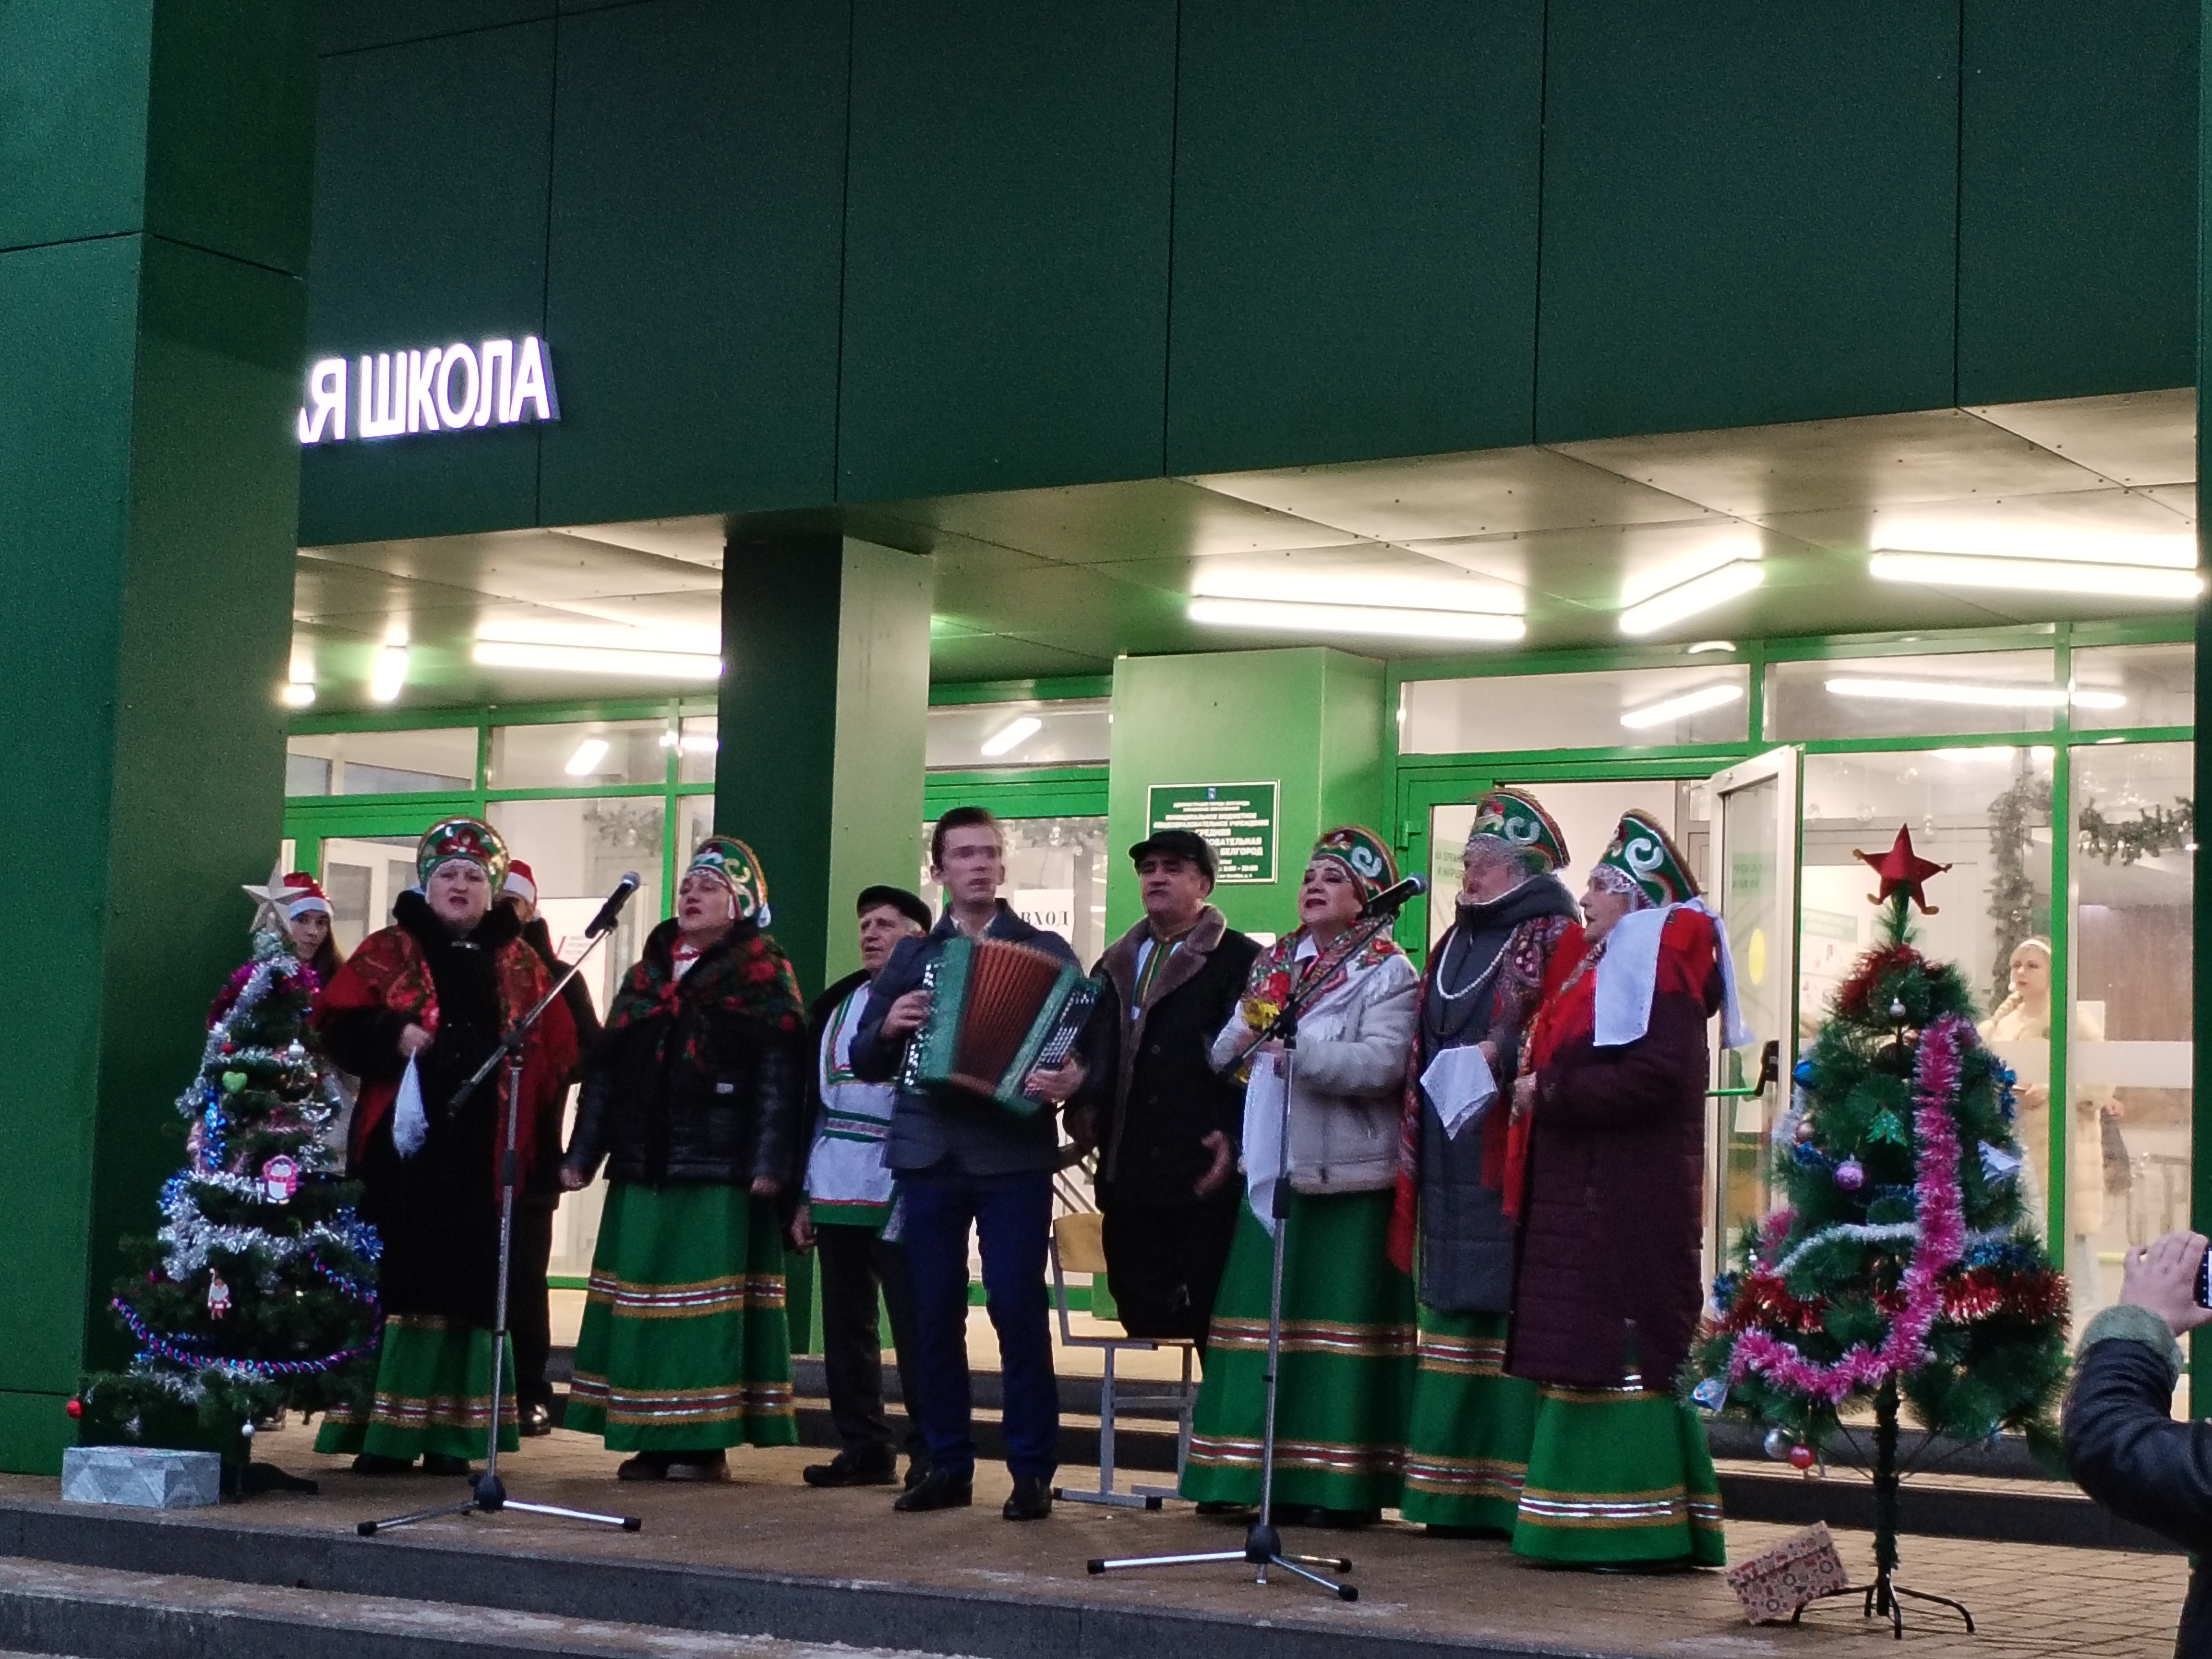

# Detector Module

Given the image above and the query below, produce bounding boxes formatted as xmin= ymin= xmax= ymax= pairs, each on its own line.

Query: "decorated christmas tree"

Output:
xmin=77 ymin=928 xmax=381 ymax=1479
xmin=1689 ymin=827 xmax=2069 ymax=1627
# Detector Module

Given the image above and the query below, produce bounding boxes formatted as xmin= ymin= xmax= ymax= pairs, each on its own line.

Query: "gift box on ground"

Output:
xmin=60 ymin=1445 xmax=222 ymax=1509
xmin=1725 ymin=1522 xmax=1849 ymax=1623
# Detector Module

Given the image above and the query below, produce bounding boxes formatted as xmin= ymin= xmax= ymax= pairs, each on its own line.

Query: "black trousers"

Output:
xmin=817 ymin=1222 xmax=926 ymax=1466
xmin=1101 ymin=1195 xmax=1241 ymax=1347
xmin=505 ymin=1201 xmax=557 ymax=1409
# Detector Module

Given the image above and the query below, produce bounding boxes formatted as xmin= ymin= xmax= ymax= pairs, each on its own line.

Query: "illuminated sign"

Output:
xmin=298 ymin=335 xmax=559 ymax=444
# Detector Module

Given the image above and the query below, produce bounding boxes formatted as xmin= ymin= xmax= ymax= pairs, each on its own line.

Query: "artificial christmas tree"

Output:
xmin=1690 ymin=827 xmax=2069 ymax=1634
xmin=77 ymin=927 xmax=381 ymax=1494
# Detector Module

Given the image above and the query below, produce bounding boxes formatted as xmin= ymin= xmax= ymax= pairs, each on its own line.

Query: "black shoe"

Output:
xmin=1194 ymin=1499 xmax=1250 ymax=1517
xmin=519 ymin=1402 xmax=553 ymax=1438
xmin=805 ymin=1451 xmax=898 ymax=1488
xmin=892 ymin=1467 xmax=973 ymax=1512
xmin=663 ymin=1451 xmax=730 ymax=1483
xmin=349 ymin=1454 xmax=411 ymax=1476
xmin=420 ymin=1453 xmax=472 ymax=1477
xmin=1002 ymin=1475 xmax=1053 ymax=1521
xmin=1279 ymin=1504 xmax=1377 ymax=1529
xmin=903 ymin=1456 xmax=932 ymax=1492
xmin=617 ymin=1454 xmax=669 ymax=1482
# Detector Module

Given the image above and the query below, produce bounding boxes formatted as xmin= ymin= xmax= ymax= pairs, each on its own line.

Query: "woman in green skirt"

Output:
xmin=561 ymin=835 xmax=807 ymax=1480
xmin=1179 ymin=826 xmax=1420 ymax=1526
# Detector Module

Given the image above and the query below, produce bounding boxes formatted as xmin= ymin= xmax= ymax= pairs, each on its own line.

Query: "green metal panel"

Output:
xmin=836 ymin=0 xmax=1176 ymax=502
xmin=1166 ymin=0 xmax=1542 ymax=474
xmin=2192 ymin=0 xmax=2212 ymax=1409
xmin=0 ymin=3 xmax=151 ymax=249
xmin=1959 ymin=0 xmax=2197 ymax=405
xmin=1106 ymin=649 xmax=1385 ymax=942
xmin=296 ymin=21 xmax=553 ymax=545
xmin=539 ymin=0 xmax=850 ymax=524
xmin=924 ymin=768 xmax=1110 ymax=822
xmin=321 ymin=0 xmax=554 ymax=56
xmin=1535 ymin=0 xmax=1959 ymax=443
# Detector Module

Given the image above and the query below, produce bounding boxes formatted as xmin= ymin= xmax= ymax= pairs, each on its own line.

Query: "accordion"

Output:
xmin=902 ymin=936 xmax=1098 ymax=1117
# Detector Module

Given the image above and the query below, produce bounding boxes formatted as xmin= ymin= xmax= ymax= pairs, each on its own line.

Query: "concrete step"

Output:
xmin=0 ymin=1555 xmax=943 ymax=1659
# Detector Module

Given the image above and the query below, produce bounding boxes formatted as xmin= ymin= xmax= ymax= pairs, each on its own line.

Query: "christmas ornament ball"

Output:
xmin=1789 ymin=1443 xmax=1817 ymax=1472
xmin=1763 ymin=1427 xmax=1791 ymax=1461
xmin=64 ymin=1398 xmax=82 ymax=1420
xmin=1834 ymin=1158 xmax=1866 ymax=1192
xmin=240 ymin=1420 xmax=255 ymax=1440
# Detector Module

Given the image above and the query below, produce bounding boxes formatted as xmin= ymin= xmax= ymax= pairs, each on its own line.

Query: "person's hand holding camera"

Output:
xmin=2119 ymin=1231 xmax=2212 ymax=1340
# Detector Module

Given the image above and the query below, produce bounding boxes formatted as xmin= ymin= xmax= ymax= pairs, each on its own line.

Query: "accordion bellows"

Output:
xmin=906 ymin=937 xmax=1096 ymax=1116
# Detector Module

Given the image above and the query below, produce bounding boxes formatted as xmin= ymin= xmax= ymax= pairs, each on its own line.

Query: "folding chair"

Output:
xmin=1048 ymin=1210 xmax=1195 ymax=1510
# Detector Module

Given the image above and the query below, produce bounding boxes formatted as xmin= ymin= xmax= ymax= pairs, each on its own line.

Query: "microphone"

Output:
xmin=585 ymin=871 xmax=642 ymax=938
xmin=1359 ymin=873 xmax=1428 ymax=919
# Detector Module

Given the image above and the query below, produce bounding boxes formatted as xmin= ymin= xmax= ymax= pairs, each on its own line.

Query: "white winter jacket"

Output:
xmin=1211 ymin=934 xmax=1419 ymax=1195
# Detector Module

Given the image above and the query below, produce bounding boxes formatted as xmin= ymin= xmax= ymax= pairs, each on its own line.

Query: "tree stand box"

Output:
xmin=61 ymin=1445 xmax=222 ymax=1509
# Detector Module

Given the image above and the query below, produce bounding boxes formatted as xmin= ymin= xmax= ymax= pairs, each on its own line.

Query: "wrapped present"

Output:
xmin=1724 ymin=1522 xmax=1849 ymax=1624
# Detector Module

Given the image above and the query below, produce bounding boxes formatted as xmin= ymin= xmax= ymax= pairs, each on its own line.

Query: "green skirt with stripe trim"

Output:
xmin=1178 ymin=1189 xmax=1415 ymax=1513
xmin=565 ymin=1181 xmax=798 ymax=1453
xmin=313 ymin=1315 xmax=518 ymax=1461
xmin=1398 ymin=1309 xmax=1539 ymax=1531
xmin=1510 ymin=1385 xmax=1726 ymax=1566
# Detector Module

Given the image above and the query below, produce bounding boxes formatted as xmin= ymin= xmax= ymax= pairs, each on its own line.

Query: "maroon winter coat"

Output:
xmin=1504 ymin=910 xmax=1720 ymax=1393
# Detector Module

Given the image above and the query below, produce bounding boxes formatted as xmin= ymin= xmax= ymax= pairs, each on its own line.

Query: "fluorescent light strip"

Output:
xmin=1617 ymin=560 xmax=1763 ymax=637
xmin=369 ymin=644 xmax=409 ymax=703
xmin=1188 ymin=596 xmax=1524 ymax=643
xmin=979 ymin=716 xmax=1043 ymax=757
xmin=1870 ymin=551 xmax=2202 ymax=601
xmin=472 ymin=640 xmax=723 ymax=679
xmin=1619 ymin=683 xmax=1743 ymax=730
xmin=1826 ymin=677 xmax=2126 ymax=711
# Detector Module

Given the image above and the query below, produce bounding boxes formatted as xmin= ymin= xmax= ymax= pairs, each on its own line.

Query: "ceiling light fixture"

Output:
xmin=280 ymin=682 xmax=317 ymax=709
xmin=1685 ymin=640 xmax=1737 ymax=654
xmin=471 ymin=641 xmax=723 ymax=679
xmin=564 ymin=738 xmax=611 ymax=776
xmin=1618 ymin=683 xmax=1744 ymax=730
xmin=1870 ymin=550 xmax=2203 ymax=601
xmin=1617 ymin=561 xmax=1763 ymax=637
xmin=369 ymin=644 xmax=409 ymax=703
xmin=1188 ymin=596 xmax=1525 ymax=643
xmin=1825 ymin=676 xmax=2127 ymax=711
xmin=979 ymin=716 xmax=1043 ymax=757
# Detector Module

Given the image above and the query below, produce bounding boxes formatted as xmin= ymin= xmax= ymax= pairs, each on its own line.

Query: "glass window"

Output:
xmin=487 ymin=719 xmax=671 ymax=789
xmin=1765 ymin=650 xmax=2058 ymax=741
xmin=918 ymin=815 xmax=1109 ymax=968
xmin=315 ymin=834 xmax=421 ymax=954
xmin=1425 ymin=780 xmax=1710 ymax=949
xmin=2070 ymin=642 xmax=2194 ymax=732
xmin=2068 ymin=740 xmax=2193 ymax=1333
xmin=285 ymin=728 xmax=477 ymax=795
xmin=927 ymin=700 xmax=1111 ymax=769
xmin=1398 ymin=664 xmax=1750 ymax=755
xmin=677 ymin=714 xmax=718 ymax=784
xmin=1800 ymin=748 xmax=2052 ymax=1043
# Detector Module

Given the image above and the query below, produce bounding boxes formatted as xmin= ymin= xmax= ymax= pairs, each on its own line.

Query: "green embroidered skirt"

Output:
xmin=1510 ymin=1385 xmax=1726 ymax=1566
xmin=314 ymin=1314 xmax=517 ymax=1461
xmin=565 ymin=1181 xmax=798 ymax=1453
xmin=1178 ymin=1188 xmax=1415 ymax=1513
xmin=1398 ymin=1309 xmax=1539 ymax=1531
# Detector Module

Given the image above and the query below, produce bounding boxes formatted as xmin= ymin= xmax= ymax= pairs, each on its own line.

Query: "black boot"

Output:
xmin=1003 ymin=1474 xmax=1053 ymax=1521
xmin=893 ymin=1467 xmax=974 ymax=1512
xmin=804 ymin=1449 xmax=898 ymax=1488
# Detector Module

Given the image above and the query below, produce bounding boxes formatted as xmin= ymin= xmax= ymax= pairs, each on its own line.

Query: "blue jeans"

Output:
xmin=898 ymin=1167 xmax=1058 ymax=1481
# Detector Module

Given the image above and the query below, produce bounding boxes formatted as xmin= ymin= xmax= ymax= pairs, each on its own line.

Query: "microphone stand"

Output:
xmin=361 ymin=894 xmax=643 ymax=1538
xmin=1087 ymin=898 xmax=1414 ymax=1602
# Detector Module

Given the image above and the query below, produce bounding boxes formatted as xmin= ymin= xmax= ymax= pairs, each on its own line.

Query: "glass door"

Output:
xmin=1704 ymin=747 xmax=1799 ymax=1283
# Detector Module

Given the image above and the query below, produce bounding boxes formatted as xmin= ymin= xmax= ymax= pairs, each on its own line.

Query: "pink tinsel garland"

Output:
xmin=1726 ymin=1014 xmax=1970 ymax=1405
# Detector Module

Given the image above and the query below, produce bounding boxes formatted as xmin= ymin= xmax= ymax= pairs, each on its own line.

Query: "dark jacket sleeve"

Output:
xmin=1539 ymin=989 xmax=1707 ymax=1131
xmin=850 ymin=937 xmax=928 ymax=1083
xmin=563 ymin=1031 xmax=621 ymax=1180
xmin=318 ymin=1007 xmax=413 ymax=1082
xmin=2064 ymin=1311 xmax=2212 ymax=1552
xmin=521 ymin=916 xmax=603 ymax=1074
xmin=1074 ymin=969 xmax=1121 ymax=1116
xmin=748 ymin=1029 xmax=807 ymax=1187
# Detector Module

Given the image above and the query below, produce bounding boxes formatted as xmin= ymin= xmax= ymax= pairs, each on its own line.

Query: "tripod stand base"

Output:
xmin=359 ymin=1472 xmax=642 ymax=1537
xmin=1086 ymin=1517 xmax=1357 ymax=1600
xmin=1792 ymin=1575 xmax=1973 ymax=1640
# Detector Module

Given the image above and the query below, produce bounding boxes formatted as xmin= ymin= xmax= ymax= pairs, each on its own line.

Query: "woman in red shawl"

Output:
xmin=1499 ymin=810 xmax=1736 ymax=1569
xmin=311 ymin=817 xmax=576 ymax=1474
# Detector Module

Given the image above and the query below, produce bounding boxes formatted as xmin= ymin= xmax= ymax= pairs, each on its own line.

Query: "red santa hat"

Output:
xmin=263 ymin=873 xmax=330 ymax=918
xmin=502 ymin=859 xmax=538 ymax=907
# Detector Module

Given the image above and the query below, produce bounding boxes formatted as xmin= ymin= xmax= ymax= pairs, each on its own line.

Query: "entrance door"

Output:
xmin=1704 ymin=747 xmax=1799 ymax=1281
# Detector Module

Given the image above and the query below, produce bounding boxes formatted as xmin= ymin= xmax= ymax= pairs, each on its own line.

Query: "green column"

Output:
xmin=2194 ymin=0 xmax=2212 ymax=1407
xmin=715 ymin=534 xmax=932 ymax=1000
xmin=0 ymin=4 xmax=316 ymax=1472
xmin=1106 ymin=649 xmax=1387 ymax=942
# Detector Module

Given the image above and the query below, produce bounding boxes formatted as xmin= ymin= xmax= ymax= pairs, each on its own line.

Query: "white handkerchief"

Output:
xmin=392 ymin=1055 xmax=428 ymax=1158
xmin=1240 ymin=1051 xmax=1285 ymax=1235
xmin=1420 ymin=1045 xmax=1497 ymax=1140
